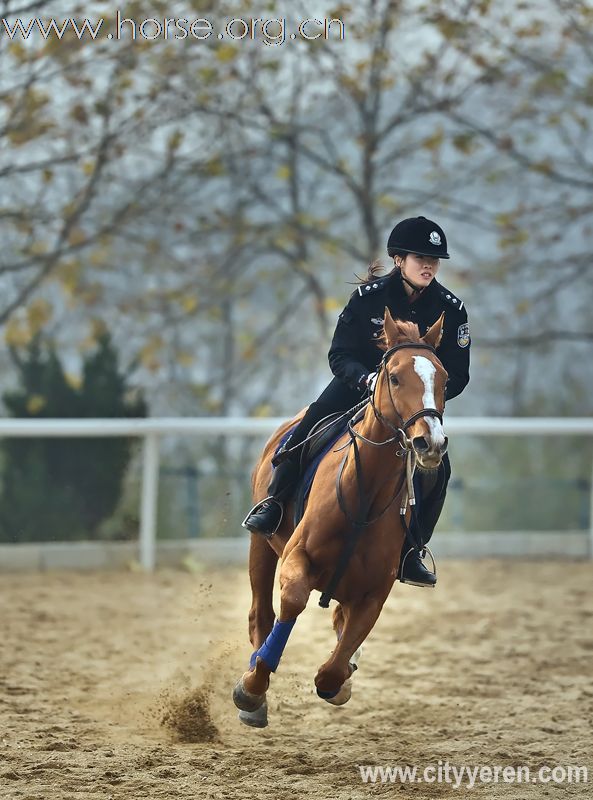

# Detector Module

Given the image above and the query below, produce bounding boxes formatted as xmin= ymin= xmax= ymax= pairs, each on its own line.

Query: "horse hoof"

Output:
xmin=238 ymin=699 xmax=268 ymax=728
xmin=323 ymin=678 xmax=352 ymax=706
xmin=232 ymin=678 xmax=266 ymax=713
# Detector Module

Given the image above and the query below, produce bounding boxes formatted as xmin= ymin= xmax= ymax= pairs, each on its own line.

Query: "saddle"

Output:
xmin=291 ymin=410 xmax=361 ymax=526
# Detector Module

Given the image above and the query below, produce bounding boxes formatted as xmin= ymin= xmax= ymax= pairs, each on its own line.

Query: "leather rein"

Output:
xmin=319 ymin=341 xmax=444 ymax=608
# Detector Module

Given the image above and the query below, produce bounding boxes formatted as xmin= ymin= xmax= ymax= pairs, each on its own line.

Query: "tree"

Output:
xmin=0 ymin=333 xmax=146 ymax=542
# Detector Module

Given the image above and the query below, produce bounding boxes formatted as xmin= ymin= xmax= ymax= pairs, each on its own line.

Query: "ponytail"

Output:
xmin=354 ymin=259 xmax=399 ymax=285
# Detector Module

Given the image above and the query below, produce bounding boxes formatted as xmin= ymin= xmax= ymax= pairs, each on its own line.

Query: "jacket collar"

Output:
xmin=388 ymin=270 xmax=439 ymax=305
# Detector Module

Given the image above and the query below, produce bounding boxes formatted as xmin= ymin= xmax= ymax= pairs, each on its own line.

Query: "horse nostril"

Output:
xmin=412 ymin=436 xmax=429 ymax=453
xmin=441 ymin=436 xmax=449 ymax=454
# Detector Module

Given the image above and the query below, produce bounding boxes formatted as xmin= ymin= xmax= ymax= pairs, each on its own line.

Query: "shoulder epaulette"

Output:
xmin=438 ymin=285 xmax=465 ymax=311
xmin=357 ymin=278 xmax=387 ymax=297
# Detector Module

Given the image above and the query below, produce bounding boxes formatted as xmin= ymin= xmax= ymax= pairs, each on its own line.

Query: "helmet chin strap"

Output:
xmin=397 ymin=263 xmax=424 ymax=296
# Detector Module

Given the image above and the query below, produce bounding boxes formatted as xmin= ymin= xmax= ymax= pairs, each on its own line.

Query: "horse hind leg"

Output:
xmin=316 ymin=596 xmax=383 ymax=703
xmin=323 ymin=604 xmax=364 ymax=707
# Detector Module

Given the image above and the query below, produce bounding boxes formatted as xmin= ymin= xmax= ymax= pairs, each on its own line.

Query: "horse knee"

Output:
xmin=280 ymin=580 xmax=309 ymax=619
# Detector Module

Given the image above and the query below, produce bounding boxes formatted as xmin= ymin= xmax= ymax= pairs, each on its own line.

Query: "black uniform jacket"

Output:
xmin=328 ymin=271 xmax=470 ymax=401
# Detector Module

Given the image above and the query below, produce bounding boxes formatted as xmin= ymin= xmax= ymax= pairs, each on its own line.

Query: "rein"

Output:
xmin=318 ymin=341 xmax=443 ymax=608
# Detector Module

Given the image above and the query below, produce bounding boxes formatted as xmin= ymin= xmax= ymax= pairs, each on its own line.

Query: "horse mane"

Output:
xmin=375 ymin=318 xmax=421 ymax=351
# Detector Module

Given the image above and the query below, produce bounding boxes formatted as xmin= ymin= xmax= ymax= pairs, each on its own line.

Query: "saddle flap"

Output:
xmin=300 ymin=412 xmax=347 ymax=469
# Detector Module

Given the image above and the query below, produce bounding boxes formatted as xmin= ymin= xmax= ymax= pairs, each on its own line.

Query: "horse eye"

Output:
xmin=389 ymin=373 xmax=399 ymax=386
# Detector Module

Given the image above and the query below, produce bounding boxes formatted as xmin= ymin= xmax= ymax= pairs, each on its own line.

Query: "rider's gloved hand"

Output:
xmin=365 ymin=371 xmax=378 ymax=392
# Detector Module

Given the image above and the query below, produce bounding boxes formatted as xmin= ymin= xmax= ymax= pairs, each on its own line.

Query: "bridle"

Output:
xmin=319 ymin=341 xmax=446 ymax=608
xmin=348 ymin=341 xmax=444 ymax=453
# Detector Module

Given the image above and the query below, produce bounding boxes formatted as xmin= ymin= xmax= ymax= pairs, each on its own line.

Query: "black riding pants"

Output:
xmin=267 ymin=377 xmax=362 ymax=500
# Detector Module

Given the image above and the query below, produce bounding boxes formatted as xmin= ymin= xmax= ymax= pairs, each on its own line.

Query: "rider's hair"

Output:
xmin=355 ymin=258 xmax=401 ymax=285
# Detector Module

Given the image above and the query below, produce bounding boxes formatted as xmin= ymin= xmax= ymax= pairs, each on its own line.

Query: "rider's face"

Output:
xmin=397 ymin=253 xmax=440 ymax=289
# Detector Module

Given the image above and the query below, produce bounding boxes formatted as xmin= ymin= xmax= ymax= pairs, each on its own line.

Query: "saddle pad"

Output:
xmin=273 ymin=417 xmax=350 ymax=527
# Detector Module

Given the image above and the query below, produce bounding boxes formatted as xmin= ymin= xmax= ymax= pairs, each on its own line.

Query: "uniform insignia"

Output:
xmin=457 ymin=323 xmax=470 ymax=348
xmin=439 ymin=287 xmax=464 ymax=310
xmin=357 ymin=279 xmax=385 ymax=297
xmin=370 ymin=317 xmax=384 ymax=326
xmin=429 ymin=231 xmax=441 ymax=246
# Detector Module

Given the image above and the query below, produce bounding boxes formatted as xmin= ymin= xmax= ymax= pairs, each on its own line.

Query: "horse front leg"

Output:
xmin=234 ymin=543 xmax=312 ymax=724
xmin=315 ymin=592 xmax=388 ymax=701
xmin=233 ymin=533 xmax=278 ymax=728
xmin=247 ymin=532 xmax=278 ymax=649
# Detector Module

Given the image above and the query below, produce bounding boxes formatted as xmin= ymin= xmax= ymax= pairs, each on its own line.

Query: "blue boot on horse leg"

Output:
xmin=233 ymin=546 xmax=312 ymax=727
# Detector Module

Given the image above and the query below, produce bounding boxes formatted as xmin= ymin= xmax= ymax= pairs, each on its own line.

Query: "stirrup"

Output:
xmin=241 ymin=496 xmax=284 ymax=537
xmin=399 ymin=545 xmax=436 ymax=586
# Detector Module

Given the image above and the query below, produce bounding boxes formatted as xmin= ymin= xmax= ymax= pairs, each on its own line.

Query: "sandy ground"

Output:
xmin=0 ymin=559 xmax=592 ymax=799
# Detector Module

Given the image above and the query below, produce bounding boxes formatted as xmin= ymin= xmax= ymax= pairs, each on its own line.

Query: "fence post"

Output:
xmin=589 ymin=455 xmax=593 ymax=560
xmin=140 ymin=433 xmax=160 ymax=571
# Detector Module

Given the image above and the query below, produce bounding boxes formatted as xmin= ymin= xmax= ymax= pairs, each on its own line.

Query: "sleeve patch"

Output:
xmin=457 ymin=323 xmax=470 ymax=348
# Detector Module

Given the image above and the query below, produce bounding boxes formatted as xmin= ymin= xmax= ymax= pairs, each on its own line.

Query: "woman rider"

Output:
xmin=243 ymin=216 xmax=470 ymax=588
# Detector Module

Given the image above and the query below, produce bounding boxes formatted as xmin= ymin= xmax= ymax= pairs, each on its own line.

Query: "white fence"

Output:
xmin=0 ymin=417 xmax=592 ymax=570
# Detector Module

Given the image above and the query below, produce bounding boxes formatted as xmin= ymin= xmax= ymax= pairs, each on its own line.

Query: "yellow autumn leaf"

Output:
xmin=90 ymin=318 xmax=108 ymax=339
xmin=252 ymin=403 xmax=273 ymax=417
xmin=56 ymin=259 xmax=81 ymax=295
xmin=27 ymin=395 xmax=46 ymax=415
xmin=139 ymin=336 xmax=163 ymax=372
xmin=321 ymin=240 xmax=339 ymax=255
xmin=8 ymin=42 xmax=27 ymax=61
xmin=215 ymin=44 xmax=237 ymax=62
xmin=204 ymin=157 xmax=225 ymax=176
xmin=89 ymin=249 xmax=109 ymax=266
xmin=179 ymin=294 xmax=199 ymax=313
xmin=168 ymin=130 xmax=184 ymax=151
xmin=68 ymin=227 xmax=87 ymax=246
xmin=176 ymin=351 xmax=194 ymax=367
xmin=4 ymin=318 xmax=31 ymax=347
xmin=276 ymin=164 xmax=292 ymax=181
xmin=81 ymin=160 xmax=95 ymax=175
xmin=29 ymin=240 xmax=49 ymax=255
xmin=515 ymin=300 xmax=530 ymax=315
xmin=27 ymin=299 xmax=52 ymax=331
xmin=324 ymin=297 xmax=342 ymax=312
xmin=64 ymin=373 xmax=82 ymax=390
xmin=422 ymin=128 xmax=444 ymax=152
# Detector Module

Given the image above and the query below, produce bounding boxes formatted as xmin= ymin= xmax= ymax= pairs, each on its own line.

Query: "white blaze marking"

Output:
xmin=413 ymin=356 xmax=445 ymax=447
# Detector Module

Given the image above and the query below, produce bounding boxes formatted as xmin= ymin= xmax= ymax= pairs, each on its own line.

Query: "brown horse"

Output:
xmin=233 ymin=309 xmax=449 ymax=727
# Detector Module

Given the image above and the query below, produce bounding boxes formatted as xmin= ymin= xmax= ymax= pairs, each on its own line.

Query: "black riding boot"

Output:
xmin=399 ymin=456 xmax=449 ymax=588
xmin=242 ymin=457 xmax=301 ymax=538
xmin=399 ymin=542 xmax=438 ymax=588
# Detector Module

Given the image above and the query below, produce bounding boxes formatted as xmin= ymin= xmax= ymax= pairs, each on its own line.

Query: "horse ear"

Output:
xmin=422 ymin=312 xmax=445 ymax=349
xmin=383 ymin=307 xmax=410 ymax=347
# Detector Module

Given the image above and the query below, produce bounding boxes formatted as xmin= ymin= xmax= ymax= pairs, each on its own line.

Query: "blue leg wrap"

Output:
xmin=249 ymin=618 xmax=296 ymax=672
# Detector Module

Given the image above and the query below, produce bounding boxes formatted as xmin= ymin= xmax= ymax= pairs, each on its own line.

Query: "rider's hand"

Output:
xmin=365 ymin=371 xmax=378 ymax=392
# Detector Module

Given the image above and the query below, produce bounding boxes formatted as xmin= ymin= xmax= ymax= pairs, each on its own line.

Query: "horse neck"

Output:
xmin=351 ymin=405 xmax=406 ymax=506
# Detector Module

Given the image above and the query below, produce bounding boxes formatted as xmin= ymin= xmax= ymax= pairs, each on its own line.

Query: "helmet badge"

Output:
xmin=429 ymin=231 xmax=441 ymax=246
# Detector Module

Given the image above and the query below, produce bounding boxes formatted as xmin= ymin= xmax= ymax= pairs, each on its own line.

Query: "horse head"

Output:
xmin=374 ymin=308 xmax=449 ymax=470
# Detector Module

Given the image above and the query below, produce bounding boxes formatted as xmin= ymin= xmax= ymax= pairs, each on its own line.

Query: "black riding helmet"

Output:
xmin=387 ymin=216 xmax=450 ymax=259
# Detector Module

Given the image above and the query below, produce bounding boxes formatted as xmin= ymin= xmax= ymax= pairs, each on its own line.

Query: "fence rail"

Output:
xmin=0 ymin=417 xmax=592 ymax=569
